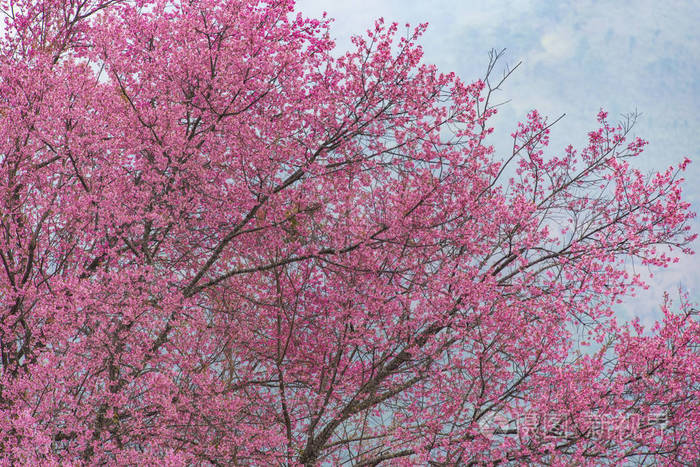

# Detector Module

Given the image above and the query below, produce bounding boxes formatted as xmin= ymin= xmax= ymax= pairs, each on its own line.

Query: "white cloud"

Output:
xmin=536 ymin=28 xmax=576 ymax=63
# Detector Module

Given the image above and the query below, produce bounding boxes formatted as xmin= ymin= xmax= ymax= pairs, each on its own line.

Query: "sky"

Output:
xmin=296 ymin=0 xmax=700 ymax=327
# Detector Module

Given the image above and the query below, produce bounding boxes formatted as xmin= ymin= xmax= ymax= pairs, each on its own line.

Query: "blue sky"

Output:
xmin=296 ymin=0 xmax=699 ymax=326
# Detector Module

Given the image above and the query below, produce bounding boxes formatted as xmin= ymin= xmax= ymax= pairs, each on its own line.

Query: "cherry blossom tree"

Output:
xmin=0 ymin=0 xmax=697 ymax=464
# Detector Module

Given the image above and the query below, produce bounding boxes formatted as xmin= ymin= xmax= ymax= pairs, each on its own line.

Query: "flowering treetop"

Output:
xmin=0 ymin=0 xmax=696 ymax=465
